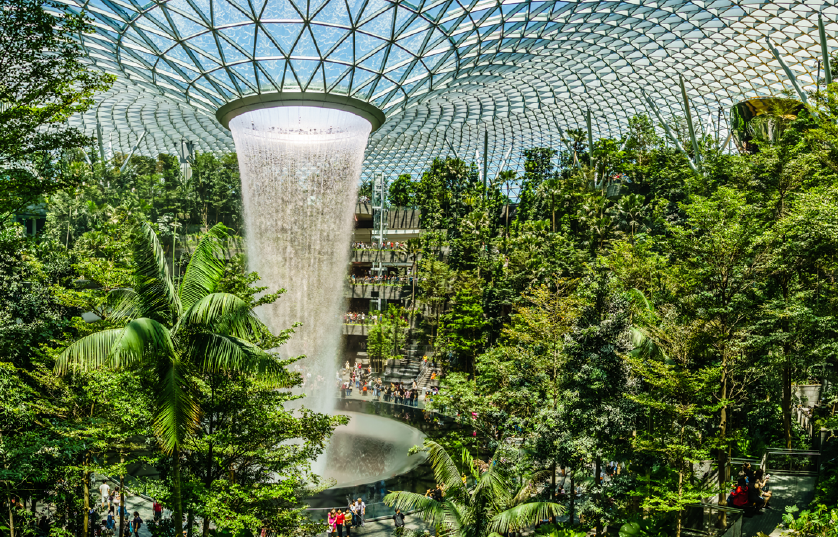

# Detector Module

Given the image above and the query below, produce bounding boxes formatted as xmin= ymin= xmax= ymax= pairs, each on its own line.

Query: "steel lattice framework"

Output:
xmin=62 ymin=0 xmax=838 ymax=192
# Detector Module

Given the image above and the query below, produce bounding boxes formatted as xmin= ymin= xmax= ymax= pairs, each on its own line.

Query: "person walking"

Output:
xmin=392 ymin=509 xmax=405 ymax=528
xmin=88 ymin=506 xmax=98 ymax=536
xmin=98 ymin=480 xmax=111 ymax=510
xmin=152 ymin=500 xmax=162 ymax=522
xmin=130 ymin=512 xmax=143 ymax=537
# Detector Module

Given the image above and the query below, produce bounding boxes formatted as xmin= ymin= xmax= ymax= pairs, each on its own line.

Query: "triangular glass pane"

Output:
xmin=422 ymin=49 xmax=447 ymax=70
xmin=358 ymin=0 xmax=388 ymax=23
xmin=188 ymin=50 xmax=222 ymax=71
xmin=358 ymin=47 xmax=385 ymax=72
xmin=323 ymin=60 xmax=350 ymax=92
xmin=255 ymin=27 xmax=285 ymax=57
xmin=360 ymin=8 xmax=393 ymax=39
xmin=231 ymin=62 xmax=259 ymax=91
xmin=306 ymin=63 xmax=326 ymax=91
xmin=384 ymin=44 xmax=410 ymax=70
xmin=355 ymin=33 xmax=385 ymax=59
xmin=350 ymin=68 xmax=376 ymax=91
xmin=166 ymin=8 xmax=205 ymax=38
xmin=219 ymin=25 xmax=256 ymax=57
xmin=396 ymin=28 xmax=428 ymax=51
xmin=261 ymin=0 xmax=303 ymax=20
xmin=401 ymin=15 xmax=430 ymax=36
xmin=188 ymin=0 xmax=212 ymax=23
xmin=289 ymin=59 xmax=319 ymax=86
xmin=345 ymin=0 xmax=364 ymax=24
xmin=312 ymin=0 xmax=351 ymax=27
xmin=327 ymin=34 xmax=353 ymax=63
xmin=351 ymin=75 xmax=376 ymax=100
xmin=263 ymin=22 xmax=303 ymax=53
xmin=142 ymin=29 xmax=175 ymax=53
xmin=208 ymin=68 xmax=238 ymax=93
xmin=289 ymin=0 xmax=307 ymax=19
xmin=167 ymin=43 xmax=200 ymax=71
xmin=385 ymin=62 xmax=409 ymax=83
xmin=404 ymin=61 xmax=427 ymax=81
xmin=311 ymin=24 xmax=347 ymax=55
xmin=257 ymin=58 xmax=286 ymax=86
xmin=308 ymin=0 xmax=329 ymax=18
xmin=255 ymin=62 xmax=278 ymax=91
xmin=291 ymin=26 xmax=319 ymax=57
xmin=212 ymin=0 xmax=250 ymax=25
xmin=166 ymin=0 xmax=208 ymax=25
xmin=144 ymin=7 xmax=175 ymax=34
xmin=186 ymin=32 xmax=221 ymax=60
xmin=249 ymin=0 xmax=267 ymax=17
xmin=217 ymin=34 xmax=249 ymax=62
xmin=393 ymin=6 xmax=414 ymax=34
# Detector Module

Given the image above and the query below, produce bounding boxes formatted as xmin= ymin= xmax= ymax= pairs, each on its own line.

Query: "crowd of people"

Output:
xmin=348 ymin=273 xmax=415 ymax=286
xmin=351 ymin=241 xmax=404 ymax=250
xmin=338 ymin=361 xmax=440 ymax=406
xmin=325 ymin=498 xmax=366 ymax=536
xmin=82 ymin=480 xmax=169 ymax=537
xmin=726 ymin=463 xmax=773 ymax=512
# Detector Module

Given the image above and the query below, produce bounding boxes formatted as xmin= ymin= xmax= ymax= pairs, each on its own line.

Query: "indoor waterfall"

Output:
xmin=229 ymin=106 xmax=371 ymax=417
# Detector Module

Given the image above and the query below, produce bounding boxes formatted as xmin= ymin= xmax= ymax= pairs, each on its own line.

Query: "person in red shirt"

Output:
xmin=335 ymin=509 xmax=346 ymax=537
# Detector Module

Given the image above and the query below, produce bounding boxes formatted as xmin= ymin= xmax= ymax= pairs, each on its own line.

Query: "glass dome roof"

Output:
xmin=61 ymin=0 xmax=838 ymax=187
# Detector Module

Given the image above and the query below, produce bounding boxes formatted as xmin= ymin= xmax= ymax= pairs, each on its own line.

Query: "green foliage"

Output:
xmin=389 ymin=174 xmax=417 ymax=207
xmin=385 ymin=440 xmax=564 ymax=537
xmin=0 ymin=0 xmax=114 ymax=219
xmin=782 ymin=505 xmax=838 ymax=537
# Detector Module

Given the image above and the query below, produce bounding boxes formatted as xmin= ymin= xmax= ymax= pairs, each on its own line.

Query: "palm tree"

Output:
xmin=56 ymin=221 xmax=285 ymax=537
xmin=385 ymin=440 xmax=564 ymax=537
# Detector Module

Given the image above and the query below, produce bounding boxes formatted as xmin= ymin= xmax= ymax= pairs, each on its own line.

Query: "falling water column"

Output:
xmin=226 ymin=104 xmax=373 ymax=415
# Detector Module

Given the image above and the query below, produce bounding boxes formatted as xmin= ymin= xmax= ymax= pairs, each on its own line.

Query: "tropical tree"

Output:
xmin=55 ymin=221 xmax=286 ymax=536
xmin=384 ymin=440 xmax=564 ymax=537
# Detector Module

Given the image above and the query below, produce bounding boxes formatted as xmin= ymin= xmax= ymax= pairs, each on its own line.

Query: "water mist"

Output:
xmin=229 ymin=106 xmax=371 ymax=417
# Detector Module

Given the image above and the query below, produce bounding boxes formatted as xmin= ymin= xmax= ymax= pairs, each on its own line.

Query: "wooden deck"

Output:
xmin=740 ymin=474 xmax=816 ymax=537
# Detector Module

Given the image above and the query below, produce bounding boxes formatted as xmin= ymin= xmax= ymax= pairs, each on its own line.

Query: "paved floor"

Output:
xmin=740 ymin=474 xmax=816 ymax=537
xmin=339 ymin=516 xmax=430 ymax=537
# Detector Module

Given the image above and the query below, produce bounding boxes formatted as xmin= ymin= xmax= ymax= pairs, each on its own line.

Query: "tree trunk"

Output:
xmin=186 ymin=509 xmax=194 ymax=537
xmin=569 ymin=473 xmax=575 ymax=526
xmin=8 ymin=496 xmax=15 ymax=537
xmin=172 ymin=449 xmax=184 ymax=537
xmin=676 ymin=460 xmax=684 ymax=537
xmin=83 ymin=453 xmax=91 ymax=537
xmin=717 ymin=371 xmax=728 ymax=504
xmin=782 ymin=363 xmax=792 ymax=449
xmin=595 ymin=457 xmax=602 ymax=537
xmin=550 ymin=462 xmax=556 ymax=501
xmin=119 ymin=453 xmax=125 ymax=537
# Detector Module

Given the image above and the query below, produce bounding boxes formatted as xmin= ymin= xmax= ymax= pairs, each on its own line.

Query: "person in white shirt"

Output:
xmin=356 ymin=498 xmax=365 ymax=526
xmin=99 ymin=480 xmax=111 ymax=509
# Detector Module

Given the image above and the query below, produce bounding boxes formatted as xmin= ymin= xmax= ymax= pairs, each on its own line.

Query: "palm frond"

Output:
xmin=177 ymin=293 xmax=268 ymax=339
xmin=154 ymin=355 xmax=199 ymax=453
xmin=487 ymin=502 xmax=565 ymax=534
xmin=55 ymin=329 xmax=124 ymax=373
xmin=472 ymin=466 xmax=512 ymax=510
xmin=182 ymin=332 xmax=288 ymax=384
xmin=423 ymin=440 xmax=468 ymax=497
xmin=133 ymin=221 xmax=180 ymax=320
xmin=56 ymin=319 xmax=174 ymax=373
xmin=511 ymin=469 xmax=553 ymax=505
xmin=106 ymin=288 xmax=140 ymax=321
xmin=179 ymin=223 xmax=228 ymax=312
xmin=383 ymin=492 xmax=452 ymax=530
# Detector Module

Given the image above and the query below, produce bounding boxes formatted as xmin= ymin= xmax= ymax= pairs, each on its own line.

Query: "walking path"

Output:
xmin=741 ymin=474 xmax=816 ymax=537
